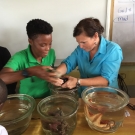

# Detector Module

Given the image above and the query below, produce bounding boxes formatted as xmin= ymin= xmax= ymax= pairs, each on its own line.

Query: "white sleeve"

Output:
xmin=0 ymin=125 xmax=8 ymax=135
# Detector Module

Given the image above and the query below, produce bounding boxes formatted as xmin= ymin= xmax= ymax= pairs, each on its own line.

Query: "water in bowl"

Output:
xmin=0 ymin=103 xmax=32 ymax=135
xmin=38 ymin=96 xmax=78 ymax=135
xmin=84 ymin=91 xmax=125 ymax=133
xmin=41 ymin=104 xmax=76 ymax=135
xmin=49 ymin=83 xmax=79 ymax=101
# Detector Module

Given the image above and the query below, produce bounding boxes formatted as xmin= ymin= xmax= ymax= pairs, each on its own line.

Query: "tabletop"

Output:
xmin=22 ymin=98 xmax=135 ymax=135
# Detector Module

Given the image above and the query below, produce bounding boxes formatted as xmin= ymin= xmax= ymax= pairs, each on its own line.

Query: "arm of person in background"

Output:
xmin=0 ymin=66 xmax=63 ymax=86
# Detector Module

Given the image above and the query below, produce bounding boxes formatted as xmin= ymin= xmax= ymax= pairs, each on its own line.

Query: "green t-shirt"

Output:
xmin=5 ymin=45 xmax=56 ymax=98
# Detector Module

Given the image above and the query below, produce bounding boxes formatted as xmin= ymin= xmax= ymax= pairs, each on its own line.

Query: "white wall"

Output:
xmin=112 ymin=0 xmax=135 ymax=62
xmin=0 ymin=0 xmax=108 ymax=59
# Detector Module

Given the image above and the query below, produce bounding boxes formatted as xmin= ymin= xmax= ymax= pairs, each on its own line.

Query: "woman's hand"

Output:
xmin=61 ymin=75 xmax=78 ymax=89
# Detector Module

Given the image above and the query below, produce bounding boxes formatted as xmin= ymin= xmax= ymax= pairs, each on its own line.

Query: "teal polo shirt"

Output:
xmin=5 ymin=45 xmax=56 ymax=98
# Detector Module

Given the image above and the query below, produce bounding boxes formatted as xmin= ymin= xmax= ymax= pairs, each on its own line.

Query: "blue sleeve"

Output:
xmin=62 ymin=47 xmax=79 ymax=74
xmin=101 ymin=45 xmax=123 ymax=85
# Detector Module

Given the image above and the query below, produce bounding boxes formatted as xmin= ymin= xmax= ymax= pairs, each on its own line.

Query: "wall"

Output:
xmin=112 ymin=0 xmax=135 ymax=63
xmin=0 ymin=0 xmax=108 ymax=59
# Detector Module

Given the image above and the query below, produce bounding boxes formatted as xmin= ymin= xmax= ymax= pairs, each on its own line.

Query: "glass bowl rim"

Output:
xmin=48 ymin=83 xmax=78 ymax=92
xmin=37 ymin=94 xmax=79 ymax=119
xmin=0 ymin=94 xmax=36 ymax=125
xmin=81 ymin=86 xmax=129 ymax=111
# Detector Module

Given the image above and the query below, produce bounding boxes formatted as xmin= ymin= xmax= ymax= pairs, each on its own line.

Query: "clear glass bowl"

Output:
xmin=37 ymin=94 xmax=79 ymax=135
xmin=0 ymin=94 xmax=36 ymax=135
xmin=49 ymin=83 xmax=79 ymax=101
xmin=81 ymin=87 xmax=129 ymax=133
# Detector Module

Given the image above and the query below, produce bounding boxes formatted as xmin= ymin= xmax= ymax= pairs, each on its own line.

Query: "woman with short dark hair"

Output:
xmin=54 ymin=17 xmax=123 ymax=97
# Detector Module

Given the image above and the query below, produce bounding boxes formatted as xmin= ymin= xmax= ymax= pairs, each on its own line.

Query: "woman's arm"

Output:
xmin=55 ymin=63 xmax=67 ymax=76
xmin=78 ymin=76 xmax=108 ymax=86
xmin=61 ymin=75 xmax=108 ymax=89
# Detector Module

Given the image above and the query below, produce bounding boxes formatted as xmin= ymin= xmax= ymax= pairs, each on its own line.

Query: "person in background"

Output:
xmin=0 ymin=79 xmax=8 ymax=135
xmin=0 ymin=46 xmax=17 ymax=94
xmin=53 ymin=17 xmax=123 ymax=97
xmin=0 ymin=19 xmax=63 ymax=98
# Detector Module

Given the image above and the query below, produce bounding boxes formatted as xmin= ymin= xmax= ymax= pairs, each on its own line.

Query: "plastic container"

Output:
xmin=0 ymin=94 xmax=36 ymax=135
xmin=37 ymin=94 xmax=79 ymax=135
xmin=81 ymin=87 xmax=129 ymax=133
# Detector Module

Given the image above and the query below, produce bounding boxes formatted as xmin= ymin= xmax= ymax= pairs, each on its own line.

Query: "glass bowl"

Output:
xmin=37 ymin=94 xmax=79 ymax=135
xmin=48 ymin=83 xmax=79 ymax=101
xmin=81 ymin=87 xmax=129 ymax=133
xmin=0 ymin=94 xmax=36 ymax=135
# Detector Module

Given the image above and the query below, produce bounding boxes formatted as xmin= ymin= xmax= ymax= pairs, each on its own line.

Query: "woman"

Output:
xmin=54 ymin=17 xmax=123 ymax=97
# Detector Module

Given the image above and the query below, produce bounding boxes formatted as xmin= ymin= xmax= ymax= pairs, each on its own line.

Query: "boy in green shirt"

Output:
xmin=0 ymin=19 xmax=63 ymax=98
